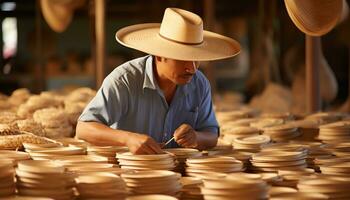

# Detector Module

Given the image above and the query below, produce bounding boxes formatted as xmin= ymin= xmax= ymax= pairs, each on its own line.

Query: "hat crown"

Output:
xmin=285 ymin=0 xmax=343 ymax=36
xmin=159 ymin=8 xmax=203 ymax=44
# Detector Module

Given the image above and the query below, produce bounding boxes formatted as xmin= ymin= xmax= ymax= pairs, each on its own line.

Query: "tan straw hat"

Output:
xmin=40 ymin=0 xmax=85 ymax=33
xmin=116 ymin=8 xmax=241 ymax=61
xmin=284 ymin=0 xmax=343 ymax=36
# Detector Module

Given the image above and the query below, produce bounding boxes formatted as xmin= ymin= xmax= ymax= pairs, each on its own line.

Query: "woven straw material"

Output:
xmin=284 ymin=0 xmax=343 ymax=36
xmin=0 ymin=131 xmax=53 ymax=150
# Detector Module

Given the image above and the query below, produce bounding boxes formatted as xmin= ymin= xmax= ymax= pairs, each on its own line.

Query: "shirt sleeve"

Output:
xmin=78 ymin=77 xmax=129 ymax=127
xmin=195 ymin=79 xmax=219 ymax=135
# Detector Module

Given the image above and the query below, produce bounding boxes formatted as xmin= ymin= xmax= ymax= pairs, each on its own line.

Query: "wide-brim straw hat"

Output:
xmin=40 ymin=0 xmax=85 ymax=33
xmin=284 ymin=0 xmax=343 ymax=36
xmin=116 ymin=8 xmax=241 ymax=61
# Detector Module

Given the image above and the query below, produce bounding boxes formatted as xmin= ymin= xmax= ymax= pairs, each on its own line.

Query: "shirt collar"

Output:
xmin=143 ymin=55 xmax=157 ymax=90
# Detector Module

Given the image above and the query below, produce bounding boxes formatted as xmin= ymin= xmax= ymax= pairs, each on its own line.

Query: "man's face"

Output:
xmin=159 ymin=58 xmax=200 ymax=85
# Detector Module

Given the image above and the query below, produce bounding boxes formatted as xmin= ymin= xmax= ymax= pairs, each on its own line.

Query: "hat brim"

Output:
xmin=116 ymin=23 xmax=241 ymax=61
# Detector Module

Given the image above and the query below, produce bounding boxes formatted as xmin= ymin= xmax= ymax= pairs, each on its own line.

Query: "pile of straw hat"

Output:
xmin=179 ymin=177 xmax=203 ymax=200
xmin=186 ymin=156 xmax=244 ymax=177
xmin=314 ymin=157 xmax=350 ymax=168
xmin=222 ymin=126 xmax=261 ymax=144
xmin=318 ymin=121 xmax=350 ymax=143
xmin=297 ymin=174 xmax=350 ymax=199
xmin=262 ymin=123 xmax=301 ymax=142
xmin=121 ymin=170 xmax=182 ymax=197
xmin=63 ymin=102 xmax=86 ymax=126
xmin=27 ymin=146 xmax=86 ymax=160
xmin=0 ymin=131 xmax=54 ymax=150
xmin=232 ymin=135 xmax=271 ymax=152
xmin=258 ymin=172 xmax=283 ymax=185
xmin=75 ymin=172 xmax=127 ymax=200
xmin=52 ymin=154 xmax=108 ymax=166
xmin=126 ymin=195 xmax=178 ymax=200
xmin=17 ymin=95 xmax=61 ymax=118
xmin=23 ymin=142 xmax=62 ymax=152
xmin=88 ymin=145 xmax=128 ymax=164
xmin=16 ymin=160 xmax=75 ymax=200
xmin=15 ymin=119 xmax=45 ymax=137
xmin=0 ymin=123 xmax=20 ymax=136
xmin=0 ymin=150 xmax=31 ymax=165
xmin=320 ymin=162 xmax=350 ymax=176
xmin=63 ymin=87 xmax=96 ymax=126
xmin=0 ymin=160 xmax=16 ymax=197
xmin=284 ymin=0 xmax=343 ymax=36
xmin=33 ymin=108 xmax=72 ymax=138
xmin=305 ymin=112 xmax=343 ymax=124
xmin=221 ymin=118 xmax=260 ymax=127
xmin=64 ymin=87 xmax=96 ymax=104
xmin=326 ymin=142 xmax=350 ymax=157
xmin=0 ymin=112 xmax=19 ymax=124
xmin=260 ymin=112 xmax=295 ymax=121
xmin=117 ymin=152 xmax=176 ymax=171
xmin=276 ymin=168 xmax=315 ymax=187
xmin=250 ymin=118 xmax=284 ymax=129
xmin=269 ymin=186 xmax=298 ymax=198
xmin=201 ymin=173 xmax=269 ymax=200
xmin=220 ymin=150 xmax=253 ymax=168
xmin=7 ymin=88 xmax=31 ymax=107
xmin=289 ymin=120 xmax=320 ymax=141
xmin=54 ymin=137 xmax=89 ymax=148
xmin=165 ymin=148 xmax=201 ymax=175
xmin=216 ymin=111 xmax=250 ymax=124
xmin=290 ymin=142 xmax=331 ymax=170
xmin=0 ymin=196 xmax=54 ymax=200
xmin=204 ymin=144 xmax=233 ymax=156
xmin=251 ymin=150 xmax=308 ymax=172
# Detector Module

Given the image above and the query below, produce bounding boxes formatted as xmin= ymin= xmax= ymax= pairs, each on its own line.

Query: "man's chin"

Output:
xmin=177 ymin=78 xmax=192 ymax=85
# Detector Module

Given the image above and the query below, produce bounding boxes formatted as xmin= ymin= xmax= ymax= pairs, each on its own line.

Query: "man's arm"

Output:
xmin=76 ymin=121 xmax=163 ymax=154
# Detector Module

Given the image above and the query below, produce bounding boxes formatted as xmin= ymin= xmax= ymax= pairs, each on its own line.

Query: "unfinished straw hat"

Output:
xmin=284 ymin=0 xmax=343 ymax=36
xmin=40 ymin=0 xmax=85 ymax=33
xmin=116 ymin=8 xmax=241 ymax=61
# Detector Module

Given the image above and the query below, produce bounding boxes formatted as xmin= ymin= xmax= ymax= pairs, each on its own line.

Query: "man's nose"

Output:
xmin=185 ymin=61 xmax=197 ymax=74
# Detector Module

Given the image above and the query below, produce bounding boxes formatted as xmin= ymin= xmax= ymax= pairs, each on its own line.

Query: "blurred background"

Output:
xmin=0 ymin=0 xmax=349 ymax=113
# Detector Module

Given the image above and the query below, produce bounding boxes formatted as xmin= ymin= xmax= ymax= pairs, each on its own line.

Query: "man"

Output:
xmin=76 ymin=8 xmax=240 ymax=154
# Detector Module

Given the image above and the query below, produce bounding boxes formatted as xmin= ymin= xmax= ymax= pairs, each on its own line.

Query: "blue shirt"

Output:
xmin=79 ymin=55 xmax=219 ymax=147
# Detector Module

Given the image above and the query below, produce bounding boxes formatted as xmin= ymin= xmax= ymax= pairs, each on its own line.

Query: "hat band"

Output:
xmin=158 ymin=33 xmax=203 ymax=45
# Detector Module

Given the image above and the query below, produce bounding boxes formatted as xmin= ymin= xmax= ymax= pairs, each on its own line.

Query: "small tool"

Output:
xmin=162 ymin=136 xmax=175 ymax=148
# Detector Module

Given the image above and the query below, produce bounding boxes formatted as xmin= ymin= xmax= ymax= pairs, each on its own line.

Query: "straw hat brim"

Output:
xmin=116 ymin=23 xmax=241 ymax=61
xmin=285 ymin=0 xmax=342 ymax=36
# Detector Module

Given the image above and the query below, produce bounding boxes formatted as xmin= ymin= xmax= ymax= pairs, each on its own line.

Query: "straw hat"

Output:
xmin=116 ymin=8 xmax=241 ymax=61
xmin=40 ymin=0 xmax=85 ymax=33
xmin=284 ymin=0 xmax=343 ymax=36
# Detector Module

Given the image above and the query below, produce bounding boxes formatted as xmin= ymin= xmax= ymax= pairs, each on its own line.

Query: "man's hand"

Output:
xmin=127 ymin=133 xmax=164 ymax=155
xmin=174 ymin=124 xmax=198 ymax=148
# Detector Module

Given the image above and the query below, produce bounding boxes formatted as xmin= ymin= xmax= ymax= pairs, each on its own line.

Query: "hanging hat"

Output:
xmin=115 ymin=8 xmax=241 ymax=61
xmin=40 ymin=0 xmax=85 ymax=33
xmin=284 ymin=0 xmax=343 ymax=36
xmin=339 ymin=0 xmax=349 ymax=24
